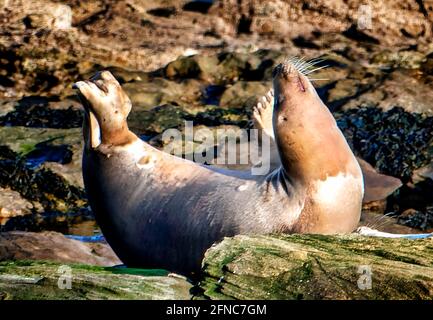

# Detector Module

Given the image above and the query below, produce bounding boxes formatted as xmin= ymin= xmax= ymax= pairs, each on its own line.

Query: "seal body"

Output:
xmin=76 ymin=65 xmax=363 ymax=276
xmin=83 ymin=141 xmax=304 ymax=274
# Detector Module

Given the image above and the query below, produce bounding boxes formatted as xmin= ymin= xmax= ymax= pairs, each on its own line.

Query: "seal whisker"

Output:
xmin=292 ymin=57 xmax=328 ymax=76
xmin=298 ymin=63 xmax=313 ymax=74
xmin=298 ymin=63 xmax=316 ymax=74
xmin=295 ymin=58 xmax=311 ymax=71
xmin=304 ymin=65 xmax=329 ymax=75
xmin=299 ymin=59 xmax=327 ymax=74
xmin=367 ymin=212 xmax=396 ymax=230
xmin=294 ymin=57 xmax=306 ymax=70
xmin=306 ymin=57 xmax=326 ymax=65
xmin=285 ymin=56 xmax=305 ymax=72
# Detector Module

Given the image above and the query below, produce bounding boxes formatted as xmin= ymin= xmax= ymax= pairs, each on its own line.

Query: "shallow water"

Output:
xmin=1 ymin=210 xmax=100 ymax=236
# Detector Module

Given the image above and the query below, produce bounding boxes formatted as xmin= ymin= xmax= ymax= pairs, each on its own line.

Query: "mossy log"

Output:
xmin=2 ymin=234 xmax=433 ymax=300
xmin=199 ymin=234 xmax=433 ymax=300
xmin=0 ymin=260 xmax=192 ymax=300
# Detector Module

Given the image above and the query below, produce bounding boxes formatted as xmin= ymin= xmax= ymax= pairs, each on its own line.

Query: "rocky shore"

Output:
xmin=0 ymin=0 xmax=432 ymax=299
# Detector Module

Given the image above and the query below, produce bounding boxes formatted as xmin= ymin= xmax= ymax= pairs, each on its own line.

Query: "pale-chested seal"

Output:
xmin=251 ymin=88 xmax=403 ymax=204
xmin=74 ymin=61 xmax=364 ymax=276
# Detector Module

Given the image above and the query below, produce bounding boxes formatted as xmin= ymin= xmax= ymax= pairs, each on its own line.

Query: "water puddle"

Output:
xmin=25 ymin=140 xmax=73 ymax=169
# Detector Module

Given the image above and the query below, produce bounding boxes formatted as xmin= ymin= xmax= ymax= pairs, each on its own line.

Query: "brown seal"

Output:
xmin=74 ymin=61 xmax=364 ymax=276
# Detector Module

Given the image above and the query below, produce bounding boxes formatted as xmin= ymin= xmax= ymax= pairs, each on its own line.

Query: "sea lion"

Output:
xmin=74 ymin=61 xmax=364 ymax=276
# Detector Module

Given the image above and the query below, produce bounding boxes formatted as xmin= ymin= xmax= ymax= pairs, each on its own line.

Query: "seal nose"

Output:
xmin=272 ymin=61 xmax=307 ymax=93
xmin=272 ymin=62 xmax=295 ymax=79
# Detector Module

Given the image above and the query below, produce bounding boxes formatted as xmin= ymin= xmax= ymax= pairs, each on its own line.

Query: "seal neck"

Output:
xmin=83 ymin=110 xmax=136 ymax=149
xmin=100 ymin=124 xmax=137 ymax=146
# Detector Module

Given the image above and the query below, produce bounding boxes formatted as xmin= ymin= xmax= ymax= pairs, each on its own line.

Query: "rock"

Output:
xmin=0 ymin=126 xmax=83 ymax=188
xmin=191 ymin=55 xmax=222 ymax=82
xmin=219 ymin=81 xmax=270 ymax=108
xmin=325 ymin=66 xmax=384 ymax=111
xmin=128 ymin=104 xmax=192 ymax=137
xmin=165 ymin=56 xmax=201 ymax=79
xmin=344 ymin=70 xmax=433 ymax=116
xmin=0 ymin=188 xmax=34 ymax=225
xmin=0 ymin=231 xmax=120 ymax=266
xmin=396 ymin=207 xmax=433 ymax=232
xmin=358 ymin=158 xmax=402 ymax=203
xmin=163 ymin=50 xmax=284 ymax=84
xmin=386 ymin=180 xmax=433 ymax=231
xmin=209 ymin=0 xmax=433 ymax=46
xmin=336 ymin=107 xmax=433 ymax=182
xmin=371 ymin=50 xmax=426 ymax=70
xmin=191 ymin=105 xmax=249 ymax=127
xmin=6 ymin=0 xmax=74 ymax=31
xmin=421 ymin=52 xmax=433 ymax=75
xmin=123 ymin=78 xmax=202 ymax=111
xmin=0 ymin=97 xmax=83 ymax=128
xmin=327 ymin=79 xmax=360 ymax=109
xmin=397 ymin=208 xmax=432 ymax=230
xmin=24 ymin=4 xmax=72 ymax=30
xmin=0 ymin=101 xmax=16 ymax=117
xmin=412 ymin=163 xmax=433 ymax=184
xmin=0 ymin=136 xmax=86 ymax=217
xmin=199 ymin=234 xmax=433 ymax=300
xmin=342 ymin=25 xmax=379 ymax=44
xmin=0 ymin=260 xmax=192 ymax=300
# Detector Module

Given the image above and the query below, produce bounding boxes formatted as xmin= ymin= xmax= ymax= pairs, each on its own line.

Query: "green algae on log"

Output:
xmin=199 ymin=234 xmax=433 ymax=300
xmin=0 ymin=260 xmax=192 ymax=300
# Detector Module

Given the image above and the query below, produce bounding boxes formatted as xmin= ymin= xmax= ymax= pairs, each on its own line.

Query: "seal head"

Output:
xmin=272 ymin=60 xmax=364 ymax=233
xmin=75 ymin=71 xmax=136 ymax=149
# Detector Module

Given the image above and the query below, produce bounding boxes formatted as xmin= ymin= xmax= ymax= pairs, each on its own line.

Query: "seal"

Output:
xmin=74 ymin=61 xmax=364 ymax=276
xmin=251 ymin=87 xmax=403 ymax=204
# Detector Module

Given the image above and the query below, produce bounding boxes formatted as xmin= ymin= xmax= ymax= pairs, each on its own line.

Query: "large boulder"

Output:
xmin=0 ymin=231 xmax=120 ymax=266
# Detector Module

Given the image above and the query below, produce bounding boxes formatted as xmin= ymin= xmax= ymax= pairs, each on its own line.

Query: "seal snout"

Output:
xmin=272 ymin=60 xmax=308 ymax=95
xmin=73 ymin=71 xmax=118 ymax=101
xmin=272 ymin=62 xmax=296 ymax=79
